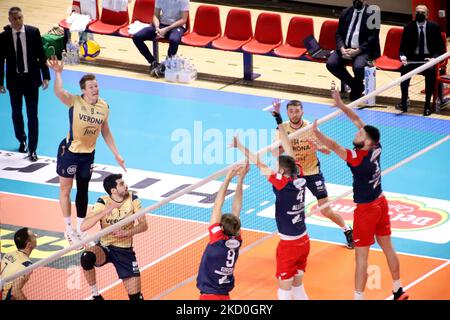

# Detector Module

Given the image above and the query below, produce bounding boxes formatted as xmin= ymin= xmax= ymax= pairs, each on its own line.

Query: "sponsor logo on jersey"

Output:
xmin=225 ymin=239 xmax=241 ymax=249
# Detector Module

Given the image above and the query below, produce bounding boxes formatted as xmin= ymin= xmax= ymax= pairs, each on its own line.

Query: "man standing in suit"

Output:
xmin=0 ymin=7 xmax=50 ymax=161
xmin=396 ymin=5 xmax=445 ymax=116
xmin=326 ymin=0 xmax=380 ymax=101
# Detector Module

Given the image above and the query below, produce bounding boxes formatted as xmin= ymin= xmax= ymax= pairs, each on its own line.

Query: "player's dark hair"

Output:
xmin=103 ymin=174 xmax=123 ymax=196
xmin=364 ymin=125 xmax=380 ymax=144
xmin=220 ymin=214 xmax=241 ymax=237
xmin=14 ymin=227 xmax=30 ymax=250
xmin=278 ymin=155 xmax=298 ymax=178
xmin=79 ymin=74 xmax=96 ymax=90
xmin=286 ymin=100 xmax=303 ymax=110
xmin=8 ymin=7 xmax=22 ymax=15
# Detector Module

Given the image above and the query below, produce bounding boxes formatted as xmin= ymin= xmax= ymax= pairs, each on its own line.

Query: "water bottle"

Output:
xmin=330 ymin=80 xmax=336 ymax=92
xmin=66 ymin=41 xmax=73 ymax=65
xmin=61 ymin=50 xmax=69 ymax=65
xmin=73 ymin=41 xmax=80 ymax=64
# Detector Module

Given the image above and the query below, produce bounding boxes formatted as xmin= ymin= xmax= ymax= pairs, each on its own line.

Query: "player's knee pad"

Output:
xmin=80 ymin=251 xmax=96 ymax=271
xmin=128 ymin=292 xmax=143 ymax=300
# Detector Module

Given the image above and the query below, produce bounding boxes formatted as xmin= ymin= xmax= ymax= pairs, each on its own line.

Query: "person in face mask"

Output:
xmin=397 ymin=5 xmax=445 ymax=116
xmin=326 ymin=0 xmax=381 ymax=102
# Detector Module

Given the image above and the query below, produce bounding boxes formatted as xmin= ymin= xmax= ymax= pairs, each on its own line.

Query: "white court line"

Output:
xmin=385 ymin=260 xmax=450 ymax=300
xmin=1 ymin=191 xmax=448 ymax=262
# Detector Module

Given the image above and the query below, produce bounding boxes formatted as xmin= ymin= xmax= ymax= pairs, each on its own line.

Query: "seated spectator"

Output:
xmin=326 ymin=0 xmax=380 ymax=101
xmin=396 ymin=4 xmax=445 ymax=116
xmin=132 ymin=0 xmax=189 ymax=76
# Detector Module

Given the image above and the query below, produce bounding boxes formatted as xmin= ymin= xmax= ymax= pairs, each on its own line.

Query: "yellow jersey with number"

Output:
xmin=89 ymin=193 xmax=142 ymax=248
xmin=66 ymin=95 xmax=109 ymax=154
xmin=277 ymin=120 xmax=320 ymax=176
xmin=1 ymin=250 xmax=32 ymax=300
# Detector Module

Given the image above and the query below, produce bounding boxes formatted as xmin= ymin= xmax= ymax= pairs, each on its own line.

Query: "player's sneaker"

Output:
xmin=64 ymin=229 xmax=78 ymax=246
xmin=344 ymin=229 xmax=355 ymax=249
xmin=393 ymin=288 xmax=409 ymax=300
xmin=92 ymin=295 xmax=104 ymax=300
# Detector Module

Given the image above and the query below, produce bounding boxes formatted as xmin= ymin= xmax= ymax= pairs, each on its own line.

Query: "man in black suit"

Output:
xmin=326 ymin=0 xmax=381 ymax=101
xmin=396 ymin=5 xmax=445 ymax=116
xmin=0 ymin=7 xmax=50 ymax=161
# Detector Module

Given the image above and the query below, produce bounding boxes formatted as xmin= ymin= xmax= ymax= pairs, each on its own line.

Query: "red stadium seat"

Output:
xmin=242 ymin=12 xmax=283 ymax=55
xmin=274 ymin=16 xmax=314 ymax=58
xmin=59 ymin=0 xmax=99 ymax=30
xmin=318 ymin=20 xmax=339 ymax=51
xmin=181 ymin=5 xmax=221 ymax=47
xmin=433 ymin=32 xmax=450 ymax=108
xmin=212 ymin=9 xmax=253 ymax=51
xmin=119 ymin=0 xmax=155 ymax=37
xmin=88 ymin=6 xmax=129 ymax=35
xmin=374 ymin=27 xmax=403 ymax=71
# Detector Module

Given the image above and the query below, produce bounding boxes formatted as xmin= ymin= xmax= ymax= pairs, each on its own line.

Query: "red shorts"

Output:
xmin=353 ymin=196 xmax=391 ymax=247
xmin=276 ymin=234 xmax=310 ymax=280
xmin=199 ymin=294 xmax=230 ymax=300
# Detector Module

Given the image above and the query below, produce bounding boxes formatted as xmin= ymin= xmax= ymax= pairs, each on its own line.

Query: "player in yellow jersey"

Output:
xmin=46 ymin=57 xmax=126 ymax=245
xmin=273 ymin=99 xmax=354 ymax=248
xmin=1 ymin=228 xmax=37 ymax=300
xmin=79 ymin=174 xmax=148 ymax=300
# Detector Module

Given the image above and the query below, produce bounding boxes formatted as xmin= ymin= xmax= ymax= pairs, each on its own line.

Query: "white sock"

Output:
xmin=354 ymin=291 xmax=364 ymax=300
xmin=277 ymin=288 xmax=292 ymax=300
xmin=91 ymin=284 xmax=99 ymax=297
xmin=64 ymin=217 xmax=73 ymax=230
xmin=292 ymin=284 xmax=309 ymax=300
xmin=393 ymin=280 xmax=402 ymax=293
xmin=342 ymin=224 xmax=351 ymax=232
xmin=76 ymin=218 xmax=85 ymax=234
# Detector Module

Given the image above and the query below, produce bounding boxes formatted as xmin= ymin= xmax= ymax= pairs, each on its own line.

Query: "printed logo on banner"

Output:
xmin=307 ymin=197 xmax=449 ymax=232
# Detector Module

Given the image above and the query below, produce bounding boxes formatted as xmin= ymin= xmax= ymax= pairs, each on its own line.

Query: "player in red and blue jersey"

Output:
xmin=312 ymin=90 xmax=409 ymax=300
xmin=232 ymin=104 xmax=310 ymax=300
xmin=196 ymin=163 xmax=249 ymax=300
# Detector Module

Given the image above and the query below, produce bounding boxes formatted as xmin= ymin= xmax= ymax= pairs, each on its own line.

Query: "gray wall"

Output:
xmin=290 ymin=0 xmax=412 ymax=14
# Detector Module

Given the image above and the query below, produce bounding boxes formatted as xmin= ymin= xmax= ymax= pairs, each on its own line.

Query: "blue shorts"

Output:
xmin=56 ymin=139 xmax=95 ymax=179
xmin=304 ymin=173 xmax=328 ymax=200
xmin=97 ymin=245 xmax=140 ymax=280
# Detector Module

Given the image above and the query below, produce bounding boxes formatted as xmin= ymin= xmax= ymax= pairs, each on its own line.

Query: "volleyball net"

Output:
xmin=1 ymin=51 xmax=449 ymax=300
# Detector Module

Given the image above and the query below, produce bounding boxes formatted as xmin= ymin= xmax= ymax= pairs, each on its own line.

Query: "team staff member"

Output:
xmin=47 ymin=57 xmax=126 ymax=245
xmin=0 ymin=7 xmax=50 ymax=161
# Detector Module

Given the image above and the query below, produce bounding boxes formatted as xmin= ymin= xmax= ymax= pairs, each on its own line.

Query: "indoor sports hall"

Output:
xmin=0 ymin=0 xmax=449 ymax=300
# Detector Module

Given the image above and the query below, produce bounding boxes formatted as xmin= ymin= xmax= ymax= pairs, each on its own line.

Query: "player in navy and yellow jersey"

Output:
xmin=197 ymin=162 xmax=249 ymax=300
xmin=232 ymin=104 xmax=310 ymax=300
xmin=312 ymin=90 xmax=408 ymax=301
xmin=1 ymin=228 xmax=37 ymax=300
xmin=79 ymin=174 xmax=148 ymax=300
xmin=47 ymin=57 xmax=126 ymax=245
xmin=273 ymin=99 xmax=354 ymax=249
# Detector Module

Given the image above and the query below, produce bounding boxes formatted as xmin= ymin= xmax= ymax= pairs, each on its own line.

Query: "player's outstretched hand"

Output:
xmin=229 ymin=135 xmax=241 ymax=149
xmin=331 ymin=90 xmax=346 ymax=110
xmin=115 ymin=154 xmax=127 ymax=172
xmin=311 ymin=119 xmax=320 ymax=134
xmin=46 ymin=56 xmax=64 ymax=73
xmin=226 ymin=164 xmax=244 ymax=180
xmin=271 ymin=98 xmax=281 ymax=115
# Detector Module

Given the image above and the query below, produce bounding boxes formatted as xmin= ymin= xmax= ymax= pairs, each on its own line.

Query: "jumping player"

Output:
xmin=47 ymin=57 xmax=126 ymax=244
xmin=273 ymin=99 xmax=354 ymax=248
xmin=312 ymin=90 xmax=409 ymax=300
xmin=232 ymin=105 xmax=310 ymax=300
xmin=79 ymin=174 xmax=147 ymax=300
xmin=196 ymin=162 xmax=249 ymax=300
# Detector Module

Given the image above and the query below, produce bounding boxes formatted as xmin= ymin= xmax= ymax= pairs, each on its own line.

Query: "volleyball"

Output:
xmin=80 ymin=40 xmax=101 ymax=60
